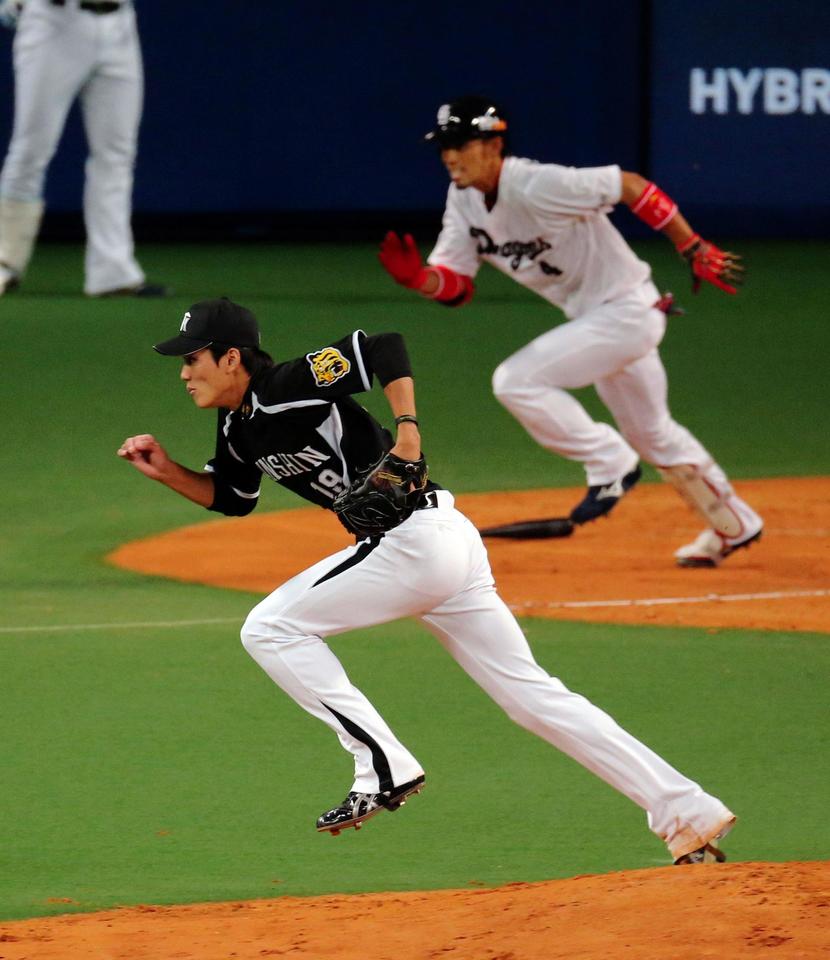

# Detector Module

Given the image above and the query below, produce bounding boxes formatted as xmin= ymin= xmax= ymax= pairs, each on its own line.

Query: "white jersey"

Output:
xmin=428 ymin=156 xmax=651 ymax=319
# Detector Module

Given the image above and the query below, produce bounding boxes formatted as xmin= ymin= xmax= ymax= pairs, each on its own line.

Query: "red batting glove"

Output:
xmin=378 ymin=232 xmax=428 ymax=290
xmin=676 ymin=234 xmax=745 ymax=295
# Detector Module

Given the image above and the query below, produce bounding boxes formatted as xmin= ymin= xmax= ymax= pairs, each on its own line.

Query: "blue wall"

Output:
xmin=650 ymin=1 xmax=830 ymax=236
xmin=0 ymin=0 xmax=826 ymax=236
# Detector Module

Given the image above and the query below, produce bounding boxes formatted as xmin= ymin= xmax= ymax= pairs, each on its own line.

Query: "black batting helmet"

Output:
xmin=424 ymin=95 xmax=508 ymax=150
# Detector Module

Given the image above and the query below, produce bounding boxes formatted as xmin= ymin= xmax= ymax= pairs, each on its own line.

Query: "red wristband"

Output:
xmin=631 ymin=182 xmax=678 ymax=231
xmin=422 ymin=265 xmax=474 ymax=306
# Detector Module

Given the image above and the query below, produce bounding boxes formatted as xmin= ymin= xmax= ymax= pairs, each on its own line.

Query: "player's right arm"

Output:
xmin=379 ymin=191 xmax=478 ymax=307
xmin=117 ymin=434 xmax=215 ymax=507
xmin=378 ymin=231 xmax=474 ymax=306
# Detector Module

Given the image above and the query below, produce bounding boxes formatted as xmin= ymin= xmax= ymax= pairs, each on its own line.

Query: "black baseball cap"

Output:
xmin=153 ymin=298 xmax=261 ymax=356
xmin=424 ymin=95 xmax=508 ymax=150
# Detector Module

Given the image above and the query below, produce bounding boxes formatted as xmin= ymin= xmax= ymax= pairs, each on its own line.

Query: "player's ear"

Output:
xmin=217 ymin=347 xmax=240 ymax=372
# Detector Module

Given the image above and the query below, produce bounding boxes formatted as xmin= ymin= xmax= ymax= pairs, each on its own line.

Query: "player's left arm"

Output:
xmin=620 ymin=170 xmax=744 ymax=294
xmin=382 ymin=375 xmax=421 ymax=462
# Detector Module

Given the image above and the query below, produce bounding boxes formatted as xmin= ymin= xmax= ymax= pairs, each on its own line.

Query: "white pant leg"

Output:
xmin=0 ymin=1 xmax=93 ymax=202
xmin=79 ymin=4 xmax=144 ymax=294
xmin=240 ymin=493 xmax=474 ymax=794
xmin=596 ymin=348 xmax=762 ymax=537
xmin=421 ymin=526 xmax=734 ymax=860
xmin=491 ymin=284 xmax=664 ymax=484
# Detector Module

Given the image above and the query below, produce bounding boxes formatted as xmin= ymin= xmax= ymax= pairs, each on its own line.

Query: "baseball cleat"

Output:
xmin=674 ymin=842 xmax=727 ymax=865
xmin=0 ymin=261 xmax=20 ymax=295
xmin=570 ymin=464 xmax=642 ymax=525
xmin=316 ymin=775 xmax=425 ymax=836
xmin=675 ymin=526 xmax=763 ymax=568
xmin=674 ymin=817 xmax=735 ymax=865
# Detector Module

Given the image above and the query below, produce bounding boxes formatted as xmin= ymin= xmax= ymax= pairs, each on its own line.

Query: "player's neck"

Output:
xmin=218 ymin=371 xmax=252 ymax=411
xmin=476 ymin=157 xmax=503 ymax=207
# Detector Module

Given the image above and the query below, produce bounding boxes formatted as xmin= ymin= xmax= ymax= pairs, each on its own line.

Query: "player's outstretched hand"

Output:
xmin=117 ymin=434 xmax=172 ymax=481
xmin=378 ymin=232 xmax=426 ymax=289
xmin=677 ymin=234 xmax=745 ymax=295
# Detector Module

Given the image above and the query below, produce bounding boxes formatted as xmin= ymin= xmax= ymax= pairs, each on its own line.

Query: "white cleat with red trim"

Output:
xmin=675 ymin=526 xmax=763 ymax=568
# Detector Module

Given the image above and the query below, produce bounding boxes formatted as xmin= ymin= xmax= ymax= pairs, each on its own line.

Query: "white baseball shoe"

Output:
xmin=0 ymin=261 xmax=20 ymax=295
xmin=674 ymin=817 xmax=736 ymax=865
xmin=675 ymin=525 xmax=763 ymax=568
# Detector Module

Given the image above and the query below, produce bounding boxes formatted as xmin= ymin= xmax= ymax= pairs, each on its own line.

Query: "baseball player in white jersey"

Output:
xmin=0 ymin=0 xmax=166 ymax=296
xmin=379 ymin=96 xmax=763 ymax=568
xmin=118 ymin=297 xmax=735 ymax=864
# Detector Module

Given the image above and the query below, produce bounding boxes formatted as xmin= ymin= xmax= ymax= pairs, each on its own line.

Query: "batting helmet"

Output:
xmin=424 ymin=95 xmax=508 ymax=150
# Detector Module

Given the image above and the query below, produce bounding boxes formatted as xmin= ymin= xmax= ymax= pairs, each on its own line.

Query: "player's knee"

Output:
xmin=240 ymin=611 xmax=306 ymax=658
xmin=492 ymin=361 xmax=523 ymax=407
xmin=240 ymin=614 xmax=283 ymax=657
xmin=240 ymin=617 xmax=265 ymax=657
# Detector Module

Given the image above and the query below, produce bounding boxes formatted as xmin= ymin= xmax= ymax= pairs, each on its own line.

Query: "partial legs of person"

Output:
xmin=240 ymin=496 xmax=476 ymax=832
xmin=79 ymin=6 xmax=145 ymax=296
xmin=241 ymin=492 xmax=734 ymax=860
xmin=420 ymin=545 xmax=734 ymax=862
xmin=0 ymin=5 xmax=91 ymax=292
xmin=595 ymin=347 xmax=763 ymax=567
xmin=491 ymin=284 xmax=665 ymax=523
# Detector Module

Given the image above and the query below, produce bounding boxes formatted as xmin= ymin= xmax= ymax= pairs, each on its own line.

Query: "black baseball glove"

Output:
xmin=333 ymin=451 xmax=429 ymax=538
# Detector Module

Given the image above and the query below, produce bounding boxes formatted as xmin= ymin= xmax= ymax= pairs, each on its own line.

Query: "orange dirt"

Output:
xmin=109 ymin=476 xmax=830 ymax=633
xmin=43 ymin=475 xmax=824 ymax=959
xmin=0 ymin=862 xmax=827 ymax=959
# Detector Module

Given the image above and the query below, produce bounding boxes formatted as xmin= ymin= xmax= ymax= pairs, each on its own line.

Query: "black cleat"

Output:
xmin=316 ymin=775 xmax=425 ymax=836
xmin=570 ymin=465 xmax=642 ymax=525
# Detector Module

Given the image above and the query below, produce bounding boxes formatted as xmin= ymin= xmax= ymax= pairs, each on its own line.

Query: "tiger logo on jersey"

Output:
xmin=307 ymin=347 xmax=351 ymax=387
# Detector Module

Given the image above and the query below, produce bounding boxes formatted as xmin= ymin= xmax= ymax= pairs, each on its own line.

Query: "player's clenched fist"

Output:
xmin=378 ymin=232 xmax=428 ymax=289
xmin=117 ymin=434 xmax=172 ymax=481
xmin=676 ymin=234 xmax=745 ymax=295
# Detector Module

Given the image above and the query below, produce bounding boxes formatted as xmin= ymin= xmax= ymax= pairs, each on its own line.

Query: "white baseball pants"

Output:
xmin=491 ymin=280 xmax=760 ymax=534
xmin=0 ymin=0 xmax=144 ymax=293
xmin=241 ymin=491 xmax=733 ymax=860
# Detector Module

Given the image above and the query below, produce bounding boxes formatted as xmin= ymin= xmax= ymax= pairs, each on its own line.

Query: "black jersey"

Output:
xmin=206 ymin=331 xmax=410 ymax=516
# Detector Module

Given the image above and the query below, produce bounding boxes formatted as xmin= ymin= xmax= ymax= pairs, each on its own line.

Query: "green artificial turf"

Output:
xmin=0 ymin=240 xmax=828 ymax=919
xmin=0 ymin=619 xmax=827 ymax=920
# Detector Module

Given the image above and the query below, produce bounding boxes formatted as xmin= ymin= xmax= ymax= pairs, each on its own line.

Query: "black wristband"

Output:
xmin=395 ymin=414 xmax=419 ymax=426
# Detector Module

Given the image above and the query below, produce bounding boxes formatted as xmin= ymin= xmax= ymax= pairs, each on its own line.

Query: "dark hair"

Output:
xmin=208 ymin=343 xmax=274 ymax=376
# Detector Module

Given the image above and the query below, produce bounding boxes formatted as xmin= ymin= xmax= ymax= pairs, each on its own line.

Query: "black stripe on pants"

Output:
xmin=322 ymin=703 xmax=394 ymax=793
xmin=312 ymin=535 xmax=383 ymax=587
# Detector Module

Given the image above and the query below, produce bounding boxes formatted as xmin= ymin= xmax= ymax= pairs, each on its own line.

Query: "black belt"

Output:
xmin=50 ymin=0 xmax=123 ymax=13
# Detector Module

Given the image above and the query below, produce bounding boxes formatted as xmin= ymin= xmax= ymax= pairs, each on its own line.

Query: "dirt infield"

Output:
xmin=109 ymin=476 xmax=830 ymax=633
xmin=68 ymin=475 xmax=829 ymax=959
xmin=0 ymin=862 xmax=826 ymax=959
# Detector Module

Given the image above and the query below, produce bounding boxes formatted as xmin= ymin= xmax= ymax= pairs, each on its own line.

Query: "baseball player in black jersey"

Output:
xmin=118 ymin=297 xmax=735 ymax=863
